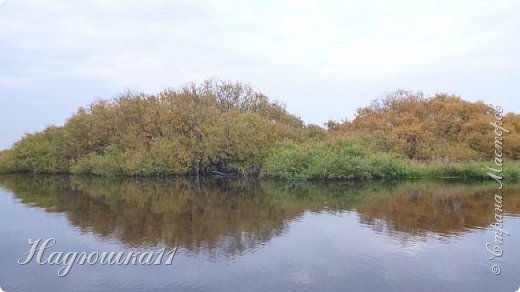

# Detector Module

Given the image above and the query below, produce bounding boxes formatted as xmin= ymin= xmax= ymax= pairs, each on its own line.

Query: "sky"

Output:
xmin=0 ymin=0 xmax=519 ymax=149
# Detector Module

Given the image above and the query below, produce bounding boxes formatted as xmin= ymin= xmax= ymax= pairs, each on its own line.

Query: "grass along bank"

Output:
xmin=262 ymin=139 xmax=520 ymax=180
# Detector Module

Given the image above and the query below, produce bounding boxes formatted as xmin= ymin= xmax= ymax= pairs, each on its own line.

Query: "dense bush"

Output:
xmin=338 ymin=90 xmax=520 ymax=161
xmin=0 ymin=80 xmax=322 ymax=176
xmin=0 ymin=150 xmax=18 ymax=173
xmin=0 ymin=127 xmax=70 ymax=173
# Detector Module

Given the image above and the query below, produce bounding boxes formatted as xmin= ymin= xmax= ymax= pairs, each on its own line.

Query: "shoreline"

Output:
xmin=1 ymin=161 xmax=519 ymax=181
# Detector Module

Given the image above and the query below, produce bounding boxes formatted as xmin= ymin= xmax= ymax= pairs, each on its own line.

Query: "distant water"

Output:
xmin=0 ymin=175 xmax=519 ymax=292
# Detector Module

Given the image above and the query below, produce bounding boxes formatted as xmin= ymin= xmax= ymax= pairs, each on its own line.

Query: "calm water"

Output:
xmin=0 ymin=175 xmax=519 ymax=292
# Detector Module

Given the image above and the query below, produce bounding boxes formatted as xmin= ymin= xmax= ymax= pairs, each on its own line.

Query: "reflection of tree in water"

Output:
xmin=0 ymin=176 xmax=362 ymax=256
xmin=1 ymin=175 xmax=519 ymax=254
xmin=356 ymin=181 xmax=520 ymax=238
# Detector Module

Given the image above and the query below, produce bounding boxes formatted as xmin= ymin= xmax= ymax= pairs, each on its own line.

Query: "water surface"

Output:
xmin=0 ymin=175 xmax=519 ymax=291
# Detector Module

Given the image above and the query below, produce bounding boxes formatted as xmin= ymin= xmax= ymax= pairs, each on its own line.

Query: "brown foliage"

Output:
xmin=338 ymin=90 xmax=520 ymax=161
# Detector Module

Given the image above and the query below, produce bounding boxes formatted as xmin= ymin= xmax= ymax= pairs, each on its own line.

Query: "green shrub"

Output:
xmin=0 ymin=150 xmax=20 ymax=173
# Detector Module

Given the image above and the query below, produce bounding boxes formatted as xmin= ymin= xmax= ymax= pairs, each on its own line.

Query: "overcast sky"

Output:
xmin=1 ymin=0 xmax=519 ymax=149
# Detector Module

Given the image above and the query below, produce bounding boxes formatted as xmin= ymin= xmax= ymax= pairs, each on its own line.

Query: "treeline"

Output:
xmin=0 ymin=80 xmax=519 ymax=179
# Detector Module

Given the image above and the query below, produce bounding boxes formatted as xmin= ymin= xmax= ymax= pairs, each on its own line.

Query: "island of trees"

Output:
xmin=0 ymin=79 xmax=519 ymax=179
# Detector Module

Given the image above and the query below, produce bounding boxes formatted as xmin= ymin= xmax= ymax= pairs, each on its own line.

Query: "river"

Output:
xmin=0 ymin=175 xmax=518 ymax=291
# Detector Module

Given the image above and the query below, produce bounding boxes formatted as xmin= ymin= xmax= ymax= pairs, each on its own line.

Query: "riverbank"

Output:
xmin=1 ymin=159 xmax=519 ymax=181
